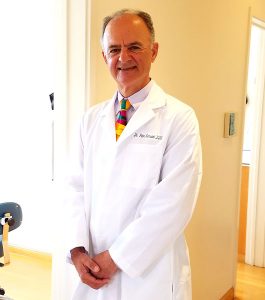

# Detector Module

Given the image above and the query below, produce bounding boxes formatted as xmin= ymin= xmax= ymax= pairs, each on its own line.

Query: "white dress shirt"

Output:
xmin=115 ymin=79 xmax=153 ymax=122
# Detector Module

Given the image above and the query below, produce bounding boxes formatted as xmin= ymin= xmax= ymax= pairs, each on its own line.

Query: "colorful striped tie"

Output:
xmin=115 ymin=98 xmax=131 ymax=140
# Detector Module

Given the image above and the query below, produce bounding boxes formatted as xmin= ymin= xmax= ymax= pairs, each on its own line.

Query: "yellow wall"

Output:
xmin=87 ymin=1 xmax=265 ymax=299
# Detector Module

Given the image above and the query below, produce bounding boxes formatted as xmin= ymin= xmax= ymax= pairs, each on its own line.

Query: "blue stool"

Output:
xmin=0 ymin=202 xmax=22 ymax=299
xmin=0 ymin=202 xmax=22 ymax=265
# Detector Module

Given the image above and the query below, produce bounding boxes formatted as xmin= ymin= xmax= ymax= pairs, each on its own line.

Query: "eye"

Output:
xmin=108 ymin=48 xmax=120 ymax=55
xmin=128 ymin=45 xmax=142 ymax=52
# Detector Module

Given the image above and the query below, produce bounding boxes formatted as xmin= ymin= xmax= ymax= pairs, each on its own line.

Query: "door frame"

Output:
xmin=245 ymin=17 xmax=265 ymax=267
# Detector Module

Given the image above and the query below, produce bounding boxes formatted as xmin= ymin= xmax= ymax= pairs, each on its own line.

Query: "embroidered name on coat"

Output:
xmin=133 ymin=132 xmax=162 ymax=140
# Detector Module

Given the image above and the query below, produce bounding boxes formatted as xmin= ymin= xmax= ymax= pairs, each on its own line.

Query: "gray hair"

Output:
xmin=101 ymin=9 xmax=155 ymax=44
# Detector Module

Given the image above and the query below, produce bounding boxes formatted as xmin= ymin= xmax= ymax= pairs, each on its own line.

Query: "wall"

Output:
xmin=86 ymin=1 xmax=265 ymax=299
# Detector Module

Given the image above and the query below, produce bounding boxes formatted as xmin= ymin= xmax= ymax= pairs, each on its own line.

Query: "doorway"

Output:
xmin=239 ymin=18 xmax=265 ymax=267
xmin=0 ymin=0 xmax=55 ymax=253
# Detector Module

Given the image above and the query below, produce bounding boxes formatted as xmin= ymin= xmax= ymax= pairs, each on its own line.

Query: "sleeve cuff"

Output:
xmin=109 ymin=246 xmax=140 ymax=278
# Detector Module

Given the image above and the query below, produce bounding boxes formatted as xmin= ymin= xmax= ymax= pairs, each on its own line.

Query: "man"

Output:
xmin=67 ymin=9 xmax=202 ymax=300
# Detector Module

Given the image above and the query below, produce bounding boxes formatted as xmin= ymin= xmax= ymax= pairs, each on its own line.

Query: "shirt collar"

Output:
xmin=117 ymin=79 xmax=153 ymax=108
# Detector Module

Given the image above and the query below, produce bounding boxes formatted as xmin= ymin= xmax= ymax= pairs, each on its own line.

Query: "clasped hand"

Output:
xmin=71 ymin=248 xmax=118 ymax=290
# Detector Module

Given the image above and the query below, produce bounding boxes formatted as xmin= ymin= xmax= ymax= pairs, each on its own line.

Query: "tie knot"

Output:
xmin=120 ymin=98 xmax=131 ymax=111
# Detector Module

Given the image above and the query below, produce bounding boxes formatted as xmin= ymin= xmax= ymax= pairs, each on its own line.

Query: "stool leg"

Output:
xmin=2 ymin=213 xmax=10 ymax=265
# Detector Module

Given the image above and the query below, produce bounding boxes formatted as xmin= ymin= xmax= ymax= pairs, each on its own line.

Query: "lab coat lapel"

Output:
xmin=99 ymin=94 xmax=116 ymax=143
xmin=117 ymin=83 xmax=166 ymax=143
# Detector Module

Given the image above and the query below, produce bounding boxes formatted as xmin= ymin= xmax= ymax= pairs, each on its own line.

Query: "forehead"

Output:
xmin=103 ymin=14 xmax=151 ymax=47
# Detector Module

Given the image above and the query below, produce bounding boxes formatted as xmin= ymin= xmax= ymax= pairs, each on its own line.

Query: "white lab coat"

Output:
xmin=66 ymin=82 xmax=202 ymax=300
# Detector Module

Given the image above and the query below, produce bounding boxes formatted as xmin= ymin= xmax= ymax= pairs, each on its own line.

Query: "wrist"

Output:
xmin=107 ymin=251 xmax=118 ymax=272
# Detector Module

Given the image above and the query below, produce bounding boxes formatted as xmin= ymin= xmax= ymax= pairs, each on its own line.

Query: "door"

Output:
xmin=244 ymin=18 xmax=265 ymax=267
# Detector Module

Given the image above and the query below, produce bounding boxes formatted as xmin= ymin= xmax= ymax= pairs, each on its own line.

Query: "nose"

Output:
xmin=118 ymin=47 xmax=130 ymax=62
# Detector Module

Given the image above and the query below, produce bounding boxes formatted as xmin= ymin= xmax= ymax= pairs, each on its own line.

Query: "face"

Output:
xmin=102 ymin=14 xmax=159 ymax=97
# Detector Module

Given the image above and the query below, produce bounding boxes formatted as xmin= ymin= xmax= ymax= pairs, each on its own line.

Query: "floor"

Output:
xmin=0 ymin=252 xmax=265 ymax=300
xmin=0 ymin=251 xmax=51 ymax=300
xmin=235 ymin=261 xmax=265 ymax=300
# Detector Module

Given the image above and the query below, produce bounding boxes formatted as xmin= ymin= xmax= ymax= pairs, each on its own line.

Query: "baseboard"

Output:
xmin=220 ymin=287 xmax=234 ymax=300
xmin=9 ymin=246 xmax=52 ymax=263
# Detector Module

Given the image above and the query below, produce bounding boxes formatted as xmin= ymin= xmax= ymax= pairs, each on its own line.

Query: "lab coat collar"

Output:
xmin=99 ymin=81 xmax=166 ymax=144
xmin=144 ymin=81 xmax=166 ymax=109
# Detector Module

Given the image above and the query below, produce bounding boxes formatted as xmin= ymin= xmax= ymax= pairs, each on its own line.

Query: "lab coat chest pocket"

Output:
xmin=118 ymin=143 xmax=163 ymax=189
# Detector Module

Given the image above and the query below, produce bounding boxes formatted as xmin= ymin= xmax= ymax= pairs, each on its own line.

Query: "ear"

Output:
xmin=151 ymin=42 xmax=159 ymax=63
xmin=102 ymin=50 xmax=108 ymax=64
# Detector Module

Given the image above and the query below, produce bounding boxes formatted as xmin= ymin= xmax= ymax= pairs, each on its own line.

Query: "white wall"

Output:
xmin=0 ymin=0 xmax=55 ymax=253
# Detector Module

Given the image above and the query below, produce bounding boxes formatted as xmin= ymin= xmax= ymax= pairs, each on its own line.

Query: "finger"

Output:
xmin=80 ymin=271 xmax=110 ymax=289
xmin=91 ymin=269 xmax=110 ymax=280
xmin=83 ymin=256 xmax=100 ymax=273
